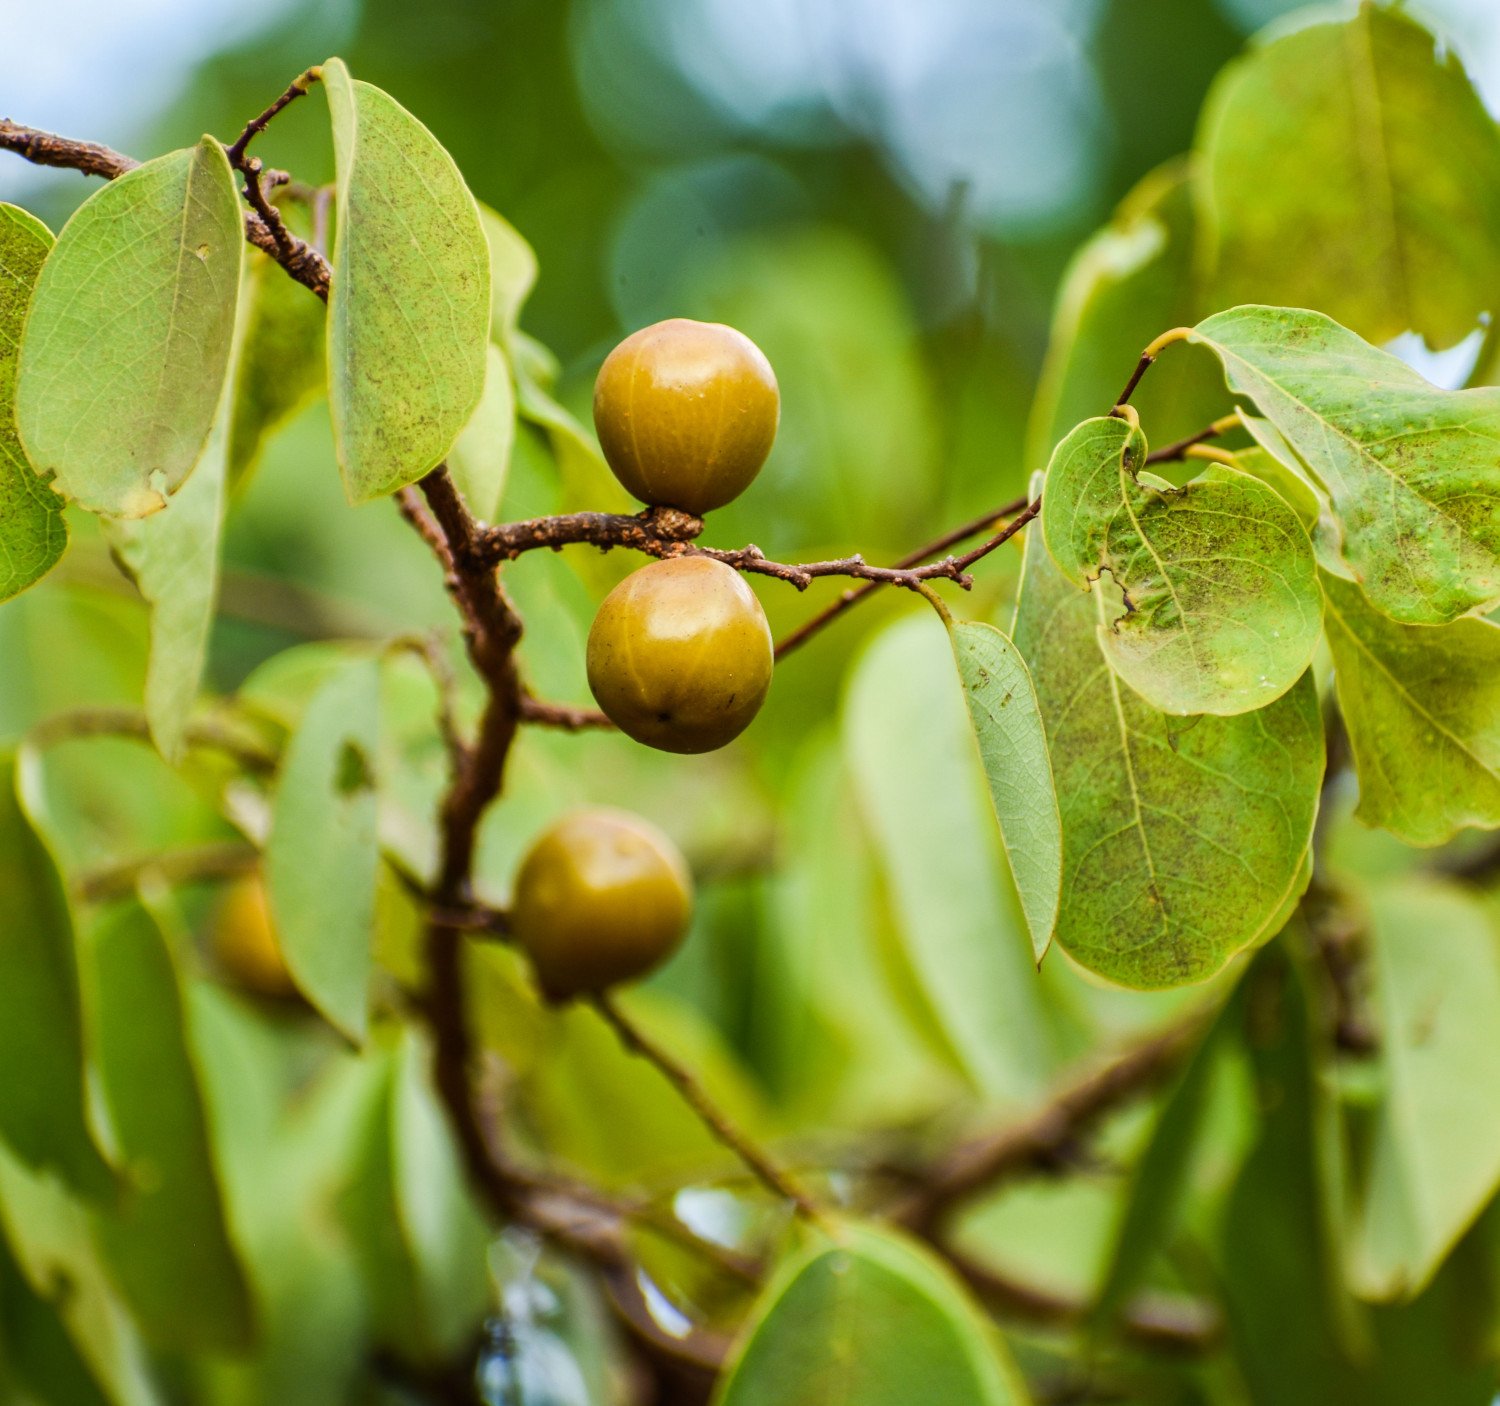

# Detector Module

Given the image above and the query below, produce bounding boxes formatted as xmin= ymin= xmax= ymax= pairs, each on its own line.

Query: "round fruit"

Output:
xmin=586 ymin=556 xmax=773 ymax=754
xmin=511 ymin=809 xmax=693 ymax=1002
xmin=211 ymin=877 xmax=298 ymax=1000
xmin=593 ymin=318 xmax=779 ymax=515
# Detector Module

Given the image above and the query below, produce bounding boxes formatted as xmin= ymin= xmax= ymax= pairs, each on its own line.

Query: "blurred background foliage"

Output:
xmin=7 ymin=1 xmax=1500 ymax=1403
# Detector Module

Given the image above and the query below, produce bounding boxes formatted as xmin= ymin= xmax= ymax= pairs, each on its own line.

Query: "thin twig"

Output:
xmin=1111 ymin=326 xmax=1192 ymax=412
xmin=74 ymin=841 xmax=259 ymax=904
xmin=1143 ymin=413 xmax=1241 ymax=465
xmin=593 ymin=992 xmax=822 ymax=1221
xmin=224 ymin=68 xmax=321 ymax=166
xmin=28 ymin=707 xmax=277 ymax=774
xmin=518 ymin=694 xmax=614 ymax=731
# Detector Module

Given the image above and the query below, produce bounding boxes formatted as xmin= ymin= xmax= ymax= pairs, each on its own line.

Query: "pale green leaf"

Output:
xmin=1040 ymin=413 xmax=1320 ymax=715
xmin=845 ymin=615 xmax=1055 ymax=1097
xmin=15 ymin=139 xmax=242 ymax=518
xmin=1197 ymin=5 xmax=1500 ymax=350
xmin=0 ymin=751 xmax=113 ymax=1196
xmin=1191 ymin=305 xmax=1500 ymax=624
xmin=1350 ymin=880 xmax=1500 ymax=1300
xmin=448 ymin=341 xmax=514 ymax=521
xmin=1322 ymin=571 xmax=1500 ymax=846
xmin=84 ymin=897 xmax=256 ymax=1354
xmin=478 ymin=203 xmax=537 ymax=348
xmin=0 ymin=204 xmax=66 ymax=601
xmin=1012 ymin=517 xmax=1322 ymax=988
xmin=0 ymin=1223 xmax=111 ymax=1406
xmin=715 ymin=1220 xmax=1029 ymax=1406
xmin=265 ymin=655 xmax=380 ymax=1040
xmin=945 ymin=618 xmax=1061 ymax=962
xmin=323 ymin=57 xmax=490 ymax=502
xmin=1026 ymin=160 xmax=1226 ymax=467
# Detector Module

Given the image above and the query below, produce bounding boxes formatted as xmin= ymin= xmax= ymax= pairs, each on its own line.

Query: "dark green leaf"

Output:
xmin=0 ymin=751 xmax=112 ymax=1195
xmin=85 ymin=897 xmax=256 ymax=1353
xmin=1191 ymin=305 xmax=1500 ymax=624
xmin=1012 ymin=512 xmax=1322 ymax=987
xmin=1322 ymin=571 xmax=1500 ymax=845
xmin=15 ymin=139 xmax=242 ymax=517
xmin=265 ymin=655 xmax=381 ymax=1041
xmin=715 ymin=1220 xmax=1029 ymax=1406
xmin=0 ymin=204 xmax=65 ymax=602
xmin=1197 ymin=5 xmax=1500 ymax=350
xmin=323 ymin=57 xmax=491 ymax=502
xmin=1040 ymin=413 xmax=1321 ymax=715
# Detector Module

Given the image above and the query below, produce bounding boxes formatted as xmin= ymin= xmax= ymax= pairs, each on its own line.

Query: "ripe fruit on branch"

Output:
xmin=211 ymin=877 xmax=298 ymax=1000
xmin=587 ymin=555 xmax=773 ymax=753
xmin=511 ymin=809 xmax=693 ymax=1002
xmin=593 ymin=318 xmax=779 ymax=515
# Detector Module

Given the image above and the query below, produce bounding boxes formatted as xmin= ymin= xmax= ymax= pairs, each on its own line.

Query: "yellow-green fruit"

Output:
xmin=593 ymin=318 xmax=779 ymax=515
xmin=587 ymin=556 xmax=773 ymax=753
xmin=212 ymin=878 xmax=299 ymax=1000
xmin=511 ymin=809 xmax=693 ymax=1002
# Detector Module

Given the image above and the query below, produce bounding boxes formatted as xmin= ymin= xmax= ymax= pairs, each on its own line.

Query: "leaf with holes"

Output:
xmin=1197 ymin=4 xmax=1500 ymax=351
xmin=1191 ymin=306 xmax=1500 ymax=624
xmin=15 ymin=139 xmax=242 ymax=518
xmin=1321 ymin=571 xmax=1500 ymax=846
xmin=265 ymin=655 xmax=380 ymax=1040
xmin=1041 ymin=413 xmax=1320 ymax=715
xmin=945 ymin=618 xmax=1061 ymax=962
xmin=323 ymin=58 xmax=490 ymax=502
xmin=0 ymin=205 xmax=65 ymax=600
xmin=1012 ymin=515 xmax=1322 ymax=988
xmin=715 ymin=1220 xmax=1029 ymax=1406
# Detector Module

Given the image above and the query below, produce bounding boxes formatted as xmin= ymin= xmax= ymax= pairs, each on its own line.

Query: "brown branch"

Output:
xmin=225 ymin=70 xmax=322 ymax=267
xmin=224 ymin=67 xmax=321 ymax=166
xmin=774 ymin=496 xmax=1028 ymax=660
xmin=518 ymin=694 xmax=613 ymax=731
xmin=1143 ymin=413 xmax=1241 ymax=465
xmin=481 ymin=505 xmax=705 ymax=562
xmin=593 ymin=992 xmax=823 ymax=1221
xmin=891 ymin=1012 xmax=1210 ymax=1237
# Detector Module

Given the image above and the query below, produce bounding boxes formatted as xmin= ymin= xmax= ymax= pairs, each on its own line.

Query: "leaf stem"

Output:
xmin=1112 ymin=326 xmax=1193 ymax=411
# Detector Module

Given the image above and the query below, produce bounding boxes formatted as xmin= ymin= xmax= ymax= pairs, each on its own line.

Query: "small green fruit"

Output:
xmin=511 ymin=809 xmax=693 ymax=1002
xmin=593 ymin=318 xmax=779 ymax=515
xmin=587 ymin=556 xmax=773 ymax=753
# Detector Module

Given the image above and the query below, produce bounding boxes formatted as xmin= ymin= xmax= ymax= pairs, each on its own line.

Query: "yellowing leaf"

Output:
xmin=15 ymin=139 xmax=242 ymax=518
xmin=323 ymin=58 xmax=490 ymax=502
xmin=1040 ymin=413 xmax=1320 ymax=715
xmin=0 ymin=204 xmax=65 ymax=600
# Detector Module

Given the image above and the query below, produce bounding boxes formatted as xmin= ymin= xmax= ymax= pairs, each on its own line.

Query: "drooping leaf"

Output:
xmin=0 ymin=751 xmax=113 ymax=1196
xmin=715 ymin=1220 xmax=1029 ymax=1406
xmin=945 ymin=618 xmax=1061 ymax=961
xmin=1040 ymin=412 xmax=1320 ymax=715
xmin=1196 ymin=4 xmax=1500 ymax=351
xmin=1191 ymin=305 xmax=1500 ymax=624
xmin=15 ymin=138 xmax=242 ymax=518
xmin=0 ymin=204 xmax=66 ymax=601
xmin=264 ymin=655 xmax=380 ymax=1040
xmin=0 ymin=1223 xmax=111 ymax=1406
xmin=1026 ymin=160 xmax=1225 ymax=467
xmin=1350 ymin=880 xmax=1500 ymax=1300
xmin=1012 ymin=514 xmax=1321 ymax=988
xmin=845 ymin=614 xmax=1055 ymax=1097
xmin=323 ymin=57 xmax=490 ymax=502
xmin=478 ymin=203 xmax=538 ymax=349
xmin=84 ymin=897 xmax=256 ymax=1354
xmin=1322 ymin=571 xmax=1500 ymax=846
xmin=448 ymin=341 xmax=515 ymax=521
xmin=228 ymin=234 xmax=326 ymax=490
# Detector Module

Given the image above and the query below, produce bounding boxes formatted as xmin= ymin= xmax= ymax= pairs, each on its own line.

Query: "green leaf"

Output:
xmin=1012 ymin=514 xmax=1322 ymax=988
xmin=0 ymin=1224 xmax=111 ymax=1406
xmin=447 ymin=341 xmax=514 ymax=521
xmin=1322 ymin=571 xmax=1500 ymax=846
xmin=945 ymin=618 xmax=1061 ymax=962
xmin=228 ymin=240 xmax=326 ymax=491
xmin=845 ymin=614 xmax=1055 ymax=1097
xmin=478 ymin=203 xmax=538 ymax=349
xmin=0 ymin=204 xmax=66 ymax=601
xmin=1191 ymin=305 xmax=1500 ymax=624
xmin=15 ymin=139 xmax=242 ymax=518
xmin=265 ymin=655 xmax=380 ymax=1040
xmin=715 ymin=1220 xmax=1029 ymax=1406
xmin=84 ymin=897 xmax=256 ymax=1354
xmin=1025 ymin=160 xmax=1226 ymax=468
xmin=1040 ymin=413 xmax=1321 ymax=715
xmin=1196 ymin=4 xmax=1500 ymax=351
xmin=323 ymin=57 xmax=491 ymax=502
xmin=1350 ymin=880 xmax=1500 ymax=1299
xmin=0 ymin=751 xmax=113 ymax=1196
